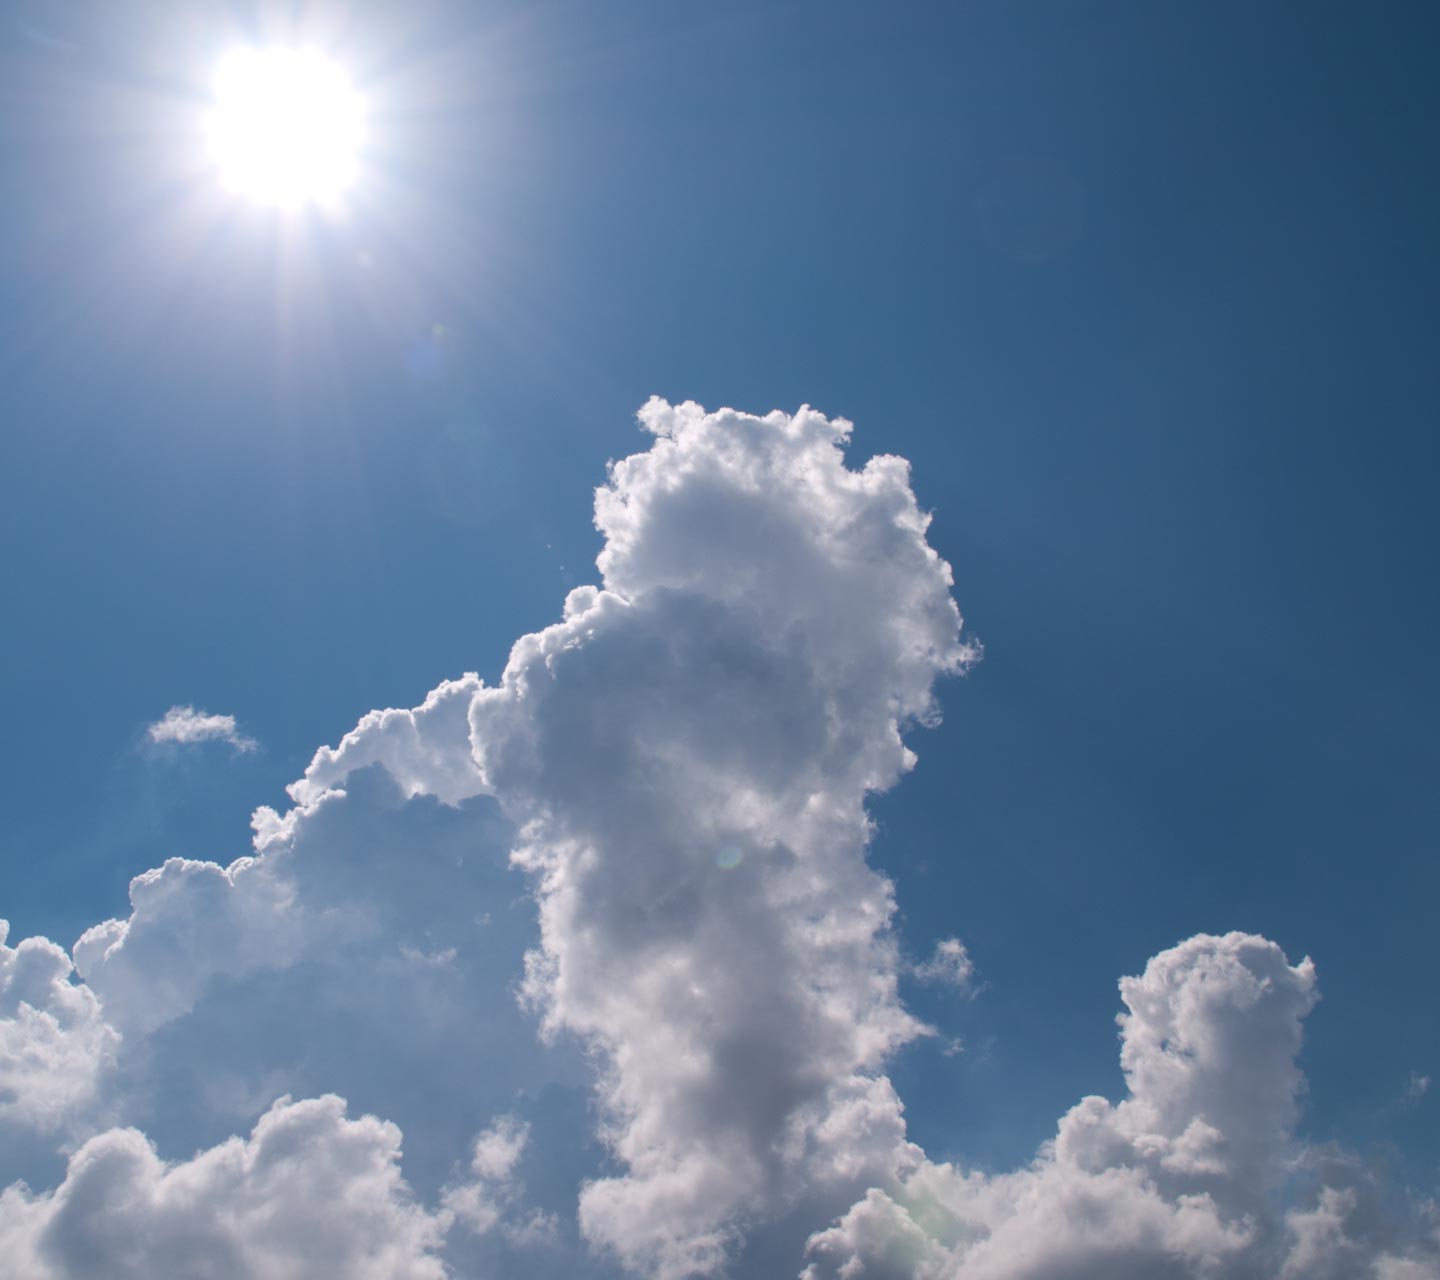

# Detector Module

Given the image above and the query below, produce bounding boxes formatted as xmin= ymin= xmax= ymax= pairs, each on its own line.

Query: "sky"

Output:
xmin=1 ymin=2 xmax=1438 ymax=1277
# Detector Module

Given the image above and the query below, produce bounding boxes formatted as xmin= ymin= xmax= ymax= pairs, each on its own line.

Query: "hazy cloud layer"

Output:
xmin=0 ymin=402 xmax=1433 ymax=1279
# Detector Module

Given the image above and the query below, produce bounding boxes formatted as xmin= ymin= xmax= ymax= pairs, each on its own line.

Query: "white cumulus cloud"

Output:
xmin=0 ymin=401 xmax=1433 ymax=1280
xmin=462 ymin=398 xmax=975 ymax=1277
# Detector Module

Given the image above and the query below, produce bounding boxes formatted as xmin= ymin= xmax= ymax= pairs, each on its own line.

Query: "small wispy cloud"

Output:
xmin=146 ymin=705 xmax=257 ymax=754
xmin=1405 ymin=1071 xmax=1431 ymax=1106
xmin=912 ymin=937 xmax=977 ymax=991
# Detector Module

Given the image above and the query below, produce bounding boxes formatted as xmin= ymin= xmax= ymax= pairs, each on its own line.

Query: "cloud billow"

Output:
xmin=0 ymin=401 xmax=1434 ymax=1279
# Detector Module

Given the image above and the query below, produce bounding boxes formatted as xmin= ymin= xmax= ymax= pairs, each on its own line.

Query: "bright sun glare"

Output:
xmin=208 ymin=48 xmax=364 ymax=208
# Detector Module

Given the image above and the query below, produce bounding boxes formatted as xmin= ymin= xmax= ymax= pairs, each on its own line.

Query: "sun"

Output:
xmin=207 ymin=48 xmax=365 ymax=209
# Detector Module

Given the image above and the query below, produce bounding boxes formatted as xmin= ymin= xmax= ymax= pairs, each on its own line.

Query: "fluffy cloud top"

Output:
xmin=146 ymin=705 xmax=257 ymax=753
xmin=73 ymin=854 xmax=300 ymax=1037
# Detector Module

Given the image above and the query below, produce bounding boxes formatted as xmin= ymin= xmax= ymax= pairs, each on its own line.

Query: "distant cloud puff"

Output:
xmin=443 ymin=1115 xmax=559 ymax=1246
xmin=146 ymin=706 xmax=257 ymax=754
xmin=912 ymin=937 xmax=977 ymax=990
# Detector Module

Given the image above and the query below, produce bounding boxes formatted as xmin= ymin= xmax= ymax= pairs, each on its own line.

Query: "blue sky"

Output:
xmin=1 ymin=3 xmax=1437 ymax=1277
